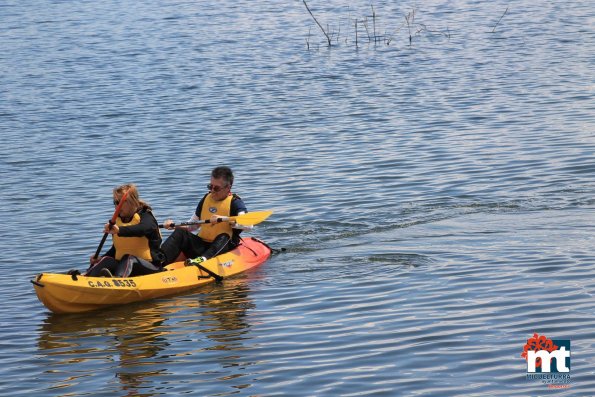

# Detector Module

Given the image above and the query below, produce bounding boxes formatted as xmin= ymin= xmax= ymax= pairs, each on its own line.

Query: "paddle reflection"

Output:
xmin=36 ymin=277 xmax=259 ymax=396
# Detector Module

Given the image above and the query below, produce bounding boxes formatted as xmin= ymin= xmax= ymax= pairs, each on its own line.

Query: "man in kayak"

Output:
xmin=160 ymin=166 xmax=251 ymax=265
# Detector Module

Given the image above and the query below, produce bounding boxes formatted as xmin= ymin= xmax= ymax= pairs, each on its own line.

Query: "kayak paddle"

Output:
xmin=159 ymin=210 xmax=273 ymax=228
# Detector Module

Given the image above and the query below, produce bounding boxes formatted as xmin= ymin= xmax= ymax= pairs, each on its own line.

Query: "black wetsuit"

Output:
xmin=87 ymin=207 xmax=164 ymax=277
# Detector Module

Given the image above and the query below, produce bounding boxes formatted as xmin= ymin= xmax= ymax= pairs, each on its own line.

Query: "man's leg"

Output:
xmin=201 ymin=233 xmax=233 ymax=259
xmin=160 ymin=228 xmax=208 ymax=264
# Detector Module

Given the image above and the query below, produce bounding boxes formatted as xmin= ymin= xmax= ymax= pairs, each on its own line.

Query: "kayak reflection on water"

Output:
xmin=36 ymin=279 xmax=258 ymax=395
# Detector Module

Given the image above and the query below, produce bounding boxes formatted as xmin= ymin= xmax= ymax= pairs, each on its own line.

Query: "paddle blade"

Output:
xmin=232 ymin=210 xmax=273 ymax=225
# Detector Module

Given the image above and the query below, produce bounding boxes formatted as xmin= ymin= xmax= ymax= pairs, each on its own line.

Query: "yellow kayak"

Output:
xmin=31 ymin=237 xmax=271 ymax=314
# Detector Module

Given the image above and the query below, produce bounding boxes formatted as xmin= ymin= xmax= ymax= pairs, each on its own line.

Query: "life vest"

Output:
xmin=198 ymin=193 xmax=233 ymax=242
xmin=112 ymin=213 xmax=152 ymax=261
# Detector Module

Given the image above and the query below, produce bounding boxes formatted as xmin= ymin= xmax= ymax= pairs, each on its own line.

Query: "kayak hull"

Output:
xmin=32 ymin=237 xmax=271 ymax=314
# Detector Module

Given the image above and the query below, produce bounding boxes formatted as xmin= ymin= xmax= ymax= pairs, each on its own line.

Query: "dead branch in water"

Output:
xmin=363 ymin=17 xmax=371 ymax=42
xmin=371 ymin=5 xmax=377 ymax=44
xmin=303 ymin=0 xmax=331 ymax=46
xmin=492 ymin=7 xmax=509 ymax=33
xmin=405 ymin=9 xmax=415 ymax=45
xmin=303 ymin=3 xmax=449 ymax=49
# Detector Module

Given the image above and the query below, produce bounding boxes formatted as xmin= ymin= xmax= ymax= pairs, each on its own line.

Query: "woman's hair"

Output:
xmin=113 ymin=183 xmax=152 ymax=212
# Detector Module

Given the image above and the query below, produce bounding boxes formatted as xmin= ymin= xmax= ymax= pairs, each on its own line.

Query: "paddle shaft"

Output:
xmin=93 ymin=190 xmax=130 ymax=259
xmin=159 ymin=210 xmax=272 ymax=228
xmin=94 ymin=233 xmax=111 ymax=260
xmin=159 ymin=218 xmax=228 ymax=228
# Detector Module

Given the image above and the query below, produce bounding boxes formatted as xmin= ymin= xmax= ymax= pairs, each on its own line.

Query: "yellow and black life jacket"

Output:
xmin=198 ymin=193 xmax=234 ymax=242
xmin=112 ymin=213 xmax=152 ymax=261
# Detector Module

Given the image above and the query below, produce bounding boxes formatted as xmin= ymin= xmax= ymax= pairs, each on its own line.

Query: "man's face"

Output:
xmin=208 ymin=176 xmax=231 ymax=201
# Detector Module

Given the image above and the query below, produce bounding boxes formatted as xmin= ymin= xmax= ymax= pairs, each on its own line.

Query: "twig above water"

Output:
xmin=405 ymin=9 xmax=415 ymax=45
xmin=371 ymin=5 xmax=377 ymax=44
xmin=303 ymin=0 xmax=331 ymax=46
xmin=492 ymin=7 xmax=509 ymax=33
xmin=302 ymin=3 xmax=448 ymax=49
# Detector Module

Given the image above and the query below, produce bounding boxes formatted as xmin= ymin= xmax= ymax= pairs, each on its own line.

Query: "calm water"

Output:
xmin=1 ymin=0 xmax=594 ymax=395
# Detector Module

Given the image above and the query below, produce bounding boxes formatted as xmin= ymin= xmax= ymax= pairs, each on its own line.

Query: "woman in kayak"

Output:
xmin=87 ymin=184 xmax=164 ymax=277
xmin=160 ymin=166 xmax=251 ymax=265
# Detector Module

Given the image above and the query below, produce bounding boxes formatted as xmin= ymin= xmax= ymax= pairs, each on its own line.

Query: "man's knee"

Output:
xmin=213 ymin=233 xmax=231 ymax=244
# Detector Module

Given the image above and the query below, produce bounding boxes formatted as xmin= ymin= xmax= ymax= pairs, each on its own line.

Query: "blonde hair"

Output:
xmin=113 ymin=183 xmax=152 ymax=212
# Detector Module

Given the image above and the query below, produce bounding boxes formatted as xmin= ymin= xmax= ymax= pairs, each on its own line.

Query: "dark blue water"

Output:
xmin=1 ymin=0 xmax=594 ymax=395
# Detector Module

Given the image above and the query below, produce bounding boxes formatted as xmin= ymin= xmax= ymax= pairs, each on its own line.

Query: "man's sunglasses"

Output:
xmin=207 ymin=183 xmax=228 ymax=192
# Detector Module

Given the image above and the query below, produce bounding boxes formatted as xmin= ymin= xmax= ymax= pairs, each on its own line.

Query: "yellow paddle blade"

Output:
xmin=230 ymin=210 xmax=273 ymax=225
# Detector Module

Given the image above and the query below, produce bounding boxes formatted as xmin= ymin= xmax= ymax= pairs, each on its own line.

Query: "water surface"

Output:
xmin=0 ymin=0 xmax=594 ymax=395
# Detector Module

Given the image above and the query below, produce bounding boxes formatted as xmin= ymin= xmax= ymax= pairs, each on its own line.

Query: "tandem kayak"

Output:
xmin=31 ymin=237 xmax=271 ymax=314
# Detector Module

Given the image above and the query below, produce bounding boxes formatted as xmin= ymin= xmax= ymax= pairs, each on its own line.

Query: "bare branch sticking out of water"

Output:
xmin=492 ymin=7 xmax=509 ymax=33
xmin=363 ymin=17 xmax=371 ymax=42
xmin=303 ymin=3 xmax=448 ymax=49
xmin=303 ymin=0 xmax=331 ymax=46
xmin=405 ymin=9 xmax=415 ymax=45
xmin=371 ymin=5 xmax=377 ymax=44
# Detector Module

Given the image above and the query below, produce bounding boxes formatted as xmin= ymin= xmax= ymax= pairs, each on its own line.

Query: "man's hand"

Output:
xmin=210 ymin=215 xmax=229 ymax=224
